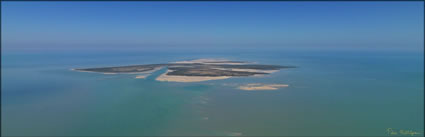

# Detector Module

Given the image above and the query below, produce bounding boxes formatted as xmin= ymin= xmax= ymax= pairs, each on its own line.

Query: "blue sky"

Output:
xmin=1 ymin=2 xmax=423 ymax=51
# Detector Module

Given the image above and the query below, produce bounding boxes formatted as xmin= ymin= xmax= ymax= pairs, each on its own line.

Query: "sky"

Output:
xmin=1 ymin=2 xmax=424 ymax=51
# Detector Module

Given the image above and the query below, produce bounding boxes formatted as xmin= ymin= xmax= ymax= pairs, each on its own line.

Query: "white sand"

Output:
xmin=237 ymin=83 xmax=289 ymax=90
xmin=156 ymin=70 xmax=230 ymax=82
xmin=135 ymin=75 xmax=148 ymax=79
xmin=156 ymin=75 xmax=230 ymax=82
xmin=71 ymin=69 xmax=95 ymax=73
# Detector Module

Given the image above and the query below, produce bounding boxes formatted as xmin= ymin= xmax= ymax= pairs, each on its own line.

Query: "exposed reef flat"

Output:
xmin=73 ymin=59 xmax=295 ymax=82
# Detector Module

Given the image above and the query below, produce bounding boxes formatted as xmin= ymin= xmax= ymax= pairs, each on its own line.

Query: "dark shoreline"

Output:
xmin=73 ymin=59 xmax=296 ymax=77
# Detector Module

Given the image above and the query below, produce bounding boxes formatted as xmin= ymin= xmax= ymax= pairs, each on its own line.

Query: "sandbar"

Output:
xmin=237 ymin=83 xmax=289 ymax=90
xmin=135 ymin=75 xmax=148 ymax=79
xmin=156 ymin=70 xmax=230 ymax=82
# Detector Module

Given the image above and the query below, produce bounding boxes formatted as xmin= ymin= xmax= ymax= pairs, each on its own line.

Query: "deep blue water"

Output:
xmin=2 ymin=49 xmax=423 ymax=136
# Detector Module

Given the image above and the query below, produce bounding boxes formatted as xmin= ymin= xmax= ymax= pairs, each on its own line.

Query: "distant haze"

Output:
xmin=2 ymin=2 xmax=424 ymax=52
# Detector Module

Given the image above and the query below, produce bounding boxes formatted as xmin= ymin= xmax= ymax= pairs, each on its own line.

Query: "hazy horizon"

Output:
xmin=2 ymin=2 xmax=424 ymax=52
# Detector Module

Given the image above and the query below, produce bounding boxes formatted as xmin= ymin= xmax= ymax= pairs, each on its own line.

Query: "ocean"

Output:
xmin=2 ymin=49 xmax=423 ymax=136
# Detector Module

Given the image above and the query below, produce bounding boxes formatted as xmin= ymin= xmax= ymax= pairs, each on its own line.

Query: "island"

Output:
xmin=73 ymin=59 xmax=295 ymax=82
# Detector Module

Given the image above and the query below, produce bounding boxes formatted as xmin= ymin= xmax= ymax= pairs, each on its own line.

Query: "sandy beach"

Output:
xmin=135 ymin=75 xmax=148 ymax=79
xmin=156 ymin=70 xmax=230 ymax=82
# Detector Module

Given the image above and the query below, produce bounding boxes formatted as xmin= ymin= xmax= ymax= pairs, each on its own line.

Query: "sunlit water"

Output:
xmin=2 ymin=49 xmax=423 ymax=136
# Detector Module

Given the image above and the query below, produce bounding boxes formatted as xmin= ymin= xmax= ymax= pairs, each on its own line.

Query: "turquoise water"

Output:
xmin=2 ymin=49 xmax=423 ymax=136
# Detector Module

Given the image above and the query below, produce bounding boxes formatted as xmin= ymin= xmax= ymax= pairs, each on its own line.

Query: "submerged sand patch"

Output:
xmin=228 ymin=132 xmax=243 ymax=136
xmin=237 ymin=83 xmax=289 ymax=90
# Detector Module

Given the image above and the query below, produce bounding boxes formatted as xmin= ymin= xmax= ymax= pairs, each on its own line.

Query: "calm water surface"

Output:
xmin=2 ymin=49 xmax=423 ymax=136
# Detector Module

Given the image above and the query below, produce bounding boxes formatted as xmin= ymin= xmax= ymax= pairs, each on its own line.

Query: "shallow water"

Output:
xmin=2 ymin=49 xmax=423 ymax=136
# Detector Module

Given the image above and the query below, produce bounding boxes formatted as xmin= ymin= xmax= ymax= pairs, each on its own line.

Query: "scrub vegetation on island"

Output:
xmin=73 ymin=59 xmax=295 ymax=82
